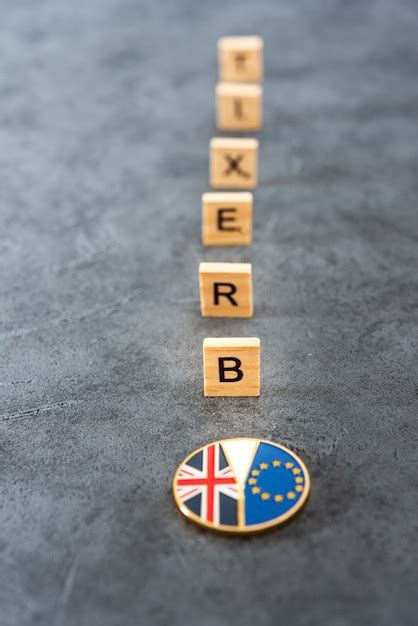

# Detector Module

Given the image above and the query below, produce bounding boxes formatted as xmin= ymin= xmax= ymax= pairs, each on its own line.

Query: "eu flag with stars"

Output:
xmin=174 ymin=438 xmax=310 ymax=533
xmin=245 ymin=442 xmax=306 ymax=526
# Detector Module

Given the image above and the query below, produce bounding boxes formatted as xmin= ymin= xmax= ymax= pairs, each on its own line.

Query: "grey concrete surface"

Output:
xmin=1 ymin=1 xmax=418 ymax=625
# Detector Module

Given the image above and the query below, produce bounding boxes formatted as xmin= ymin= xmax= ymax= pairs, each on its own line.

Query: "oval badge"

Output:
xmin=173 ymin=438 xmax=310 ymax=534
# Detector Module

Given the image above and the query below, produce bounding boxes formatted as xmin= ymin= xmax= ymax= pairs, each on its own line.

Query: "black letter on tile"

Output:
xmin=213 ymin=282 xmax=238 ymax=306
xmin=235 ymin=53 xmax=246 ymax=70
xmin=224 ymin=154 xmax=249 ymax=178
xmin=217 ymin=208 xmax=239 ymax=232
xmin=233 ymin=99 xmax=244 ymax=119
xmin=219 ymin=357 xmax=243 ymax=382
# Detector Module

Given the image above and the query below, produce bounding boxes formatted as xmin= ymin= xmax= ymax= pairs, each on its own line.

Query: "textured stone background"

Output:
xmin=1 ymin=1 xmax=418 ymax=625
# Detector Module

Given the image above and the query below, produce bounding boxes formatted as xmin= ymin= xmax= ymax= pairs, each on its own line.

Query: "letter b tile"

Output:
xmin=199 ymin=262 xmax=253 ymax=318
xmin=203 ymin=338 xmax=261 ymax=396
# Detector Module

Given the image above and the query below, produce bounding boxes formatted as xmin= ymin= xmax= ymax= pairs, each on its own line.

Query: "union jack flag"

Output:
xmin=175 ymin=442 xmax=239 ymax=526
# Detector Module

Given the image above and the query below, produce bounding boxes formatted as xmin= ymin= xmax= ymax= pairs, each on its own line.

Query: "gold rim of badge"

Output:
xmin=172 ymin=438 xmax=310 ymax=534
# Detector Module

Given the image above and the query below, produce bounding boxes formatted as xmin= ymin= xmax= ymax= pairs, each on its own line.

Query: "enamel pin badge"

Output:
xmin=173 ymin=438 xmax=310 ymax=534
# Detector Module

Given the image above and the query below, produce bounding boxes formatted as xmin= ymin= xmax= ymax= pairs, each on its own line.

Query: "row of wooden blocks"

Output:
xmin=217 ymin=36 xmax=263 ymax=131
xmin=203 ymin=37 xmax=263 ymax=397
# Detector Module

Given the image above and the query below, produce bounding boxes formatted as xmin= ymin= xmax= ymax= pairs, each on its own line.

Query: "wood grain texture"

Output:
xmin=216 ymin=82 xmax=263 ymax=131
xmin=202 ymin=191 xmax=253 ymax=246
xmin=210 ymin=137 xmax=259 ymax=189
xmin=218 ymin=36 xmax=264 ymax=82
xmin=203 ymin=337 xmax=260 ymax=396
xmin=199 ymin=261 xmax=253 ymax=317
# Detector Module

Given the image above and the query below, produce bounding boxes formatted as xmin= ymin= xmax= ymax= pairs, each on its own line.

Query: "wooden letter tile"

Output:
xmin=218 ymin=36 xmax=264 ymax=83
xmin=203 ymin=337 xmax=260 ymax=397
xmin=210 ymin=137 xmax=258 ymax=189
xmin=199 ymin=262 xmax=253 ymax=318
xmin=202 ymin=192 xmax=253 ymax=246
xmin=216 ymin=82 xmax=262 ymax=131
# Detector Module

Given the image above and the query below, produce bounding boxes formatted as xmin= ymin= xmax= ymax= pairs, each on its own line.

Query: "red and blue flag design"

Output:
xmin=175 ymin=442 xmax=239 ymax=526
xmin=174 ymin=438 xmax=309 ymax=532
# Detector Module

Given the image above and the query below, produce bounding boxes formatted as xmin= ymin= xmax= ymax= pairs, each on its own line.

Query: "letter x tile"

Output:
xmin=210 ymin=138 xmax=259 ymax=189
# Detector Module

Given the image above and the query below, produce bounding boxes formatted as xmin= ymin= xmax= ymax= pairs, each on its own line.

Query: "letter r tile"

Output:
xmin=203 ymin=338 xmax=261 ymax=397
xmin=199 ymin=262 xmax=253 ymax=318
